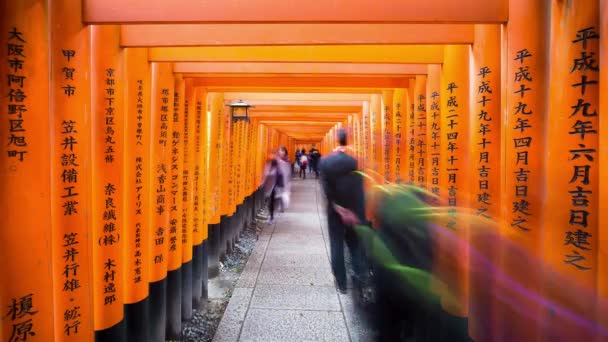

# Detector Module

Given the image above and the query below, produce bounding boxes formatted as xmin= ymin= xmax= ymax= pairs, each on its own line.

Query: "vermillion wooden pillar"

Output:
xmin=393 ymin=88 xmax=407 ymax=183
xmin=149 ymin=62 xmax=174 ymax=342
xmin=426 ymin=67 xmax=441 ymax=199
xmin=502 ymin=1 xmax=549 ymax=340
xmin=220 ymin=93 xmax=233 ymax=261
xmin=90 ymin=25 xmax=126 ymax=341
xmin=382 ymin=91 xmax=394 ymax=182
xmin=207 ymin=92 xmax=224 ymax=278
xmin=50 ymin=1 xmax=94 ymax=340
xmin=362 ymin=101 xmax=371 ymax=170
xmin=181 ymin=79 xmax=195 ymax=317
xmin=166 ymin=74 xmax=185 ymax=338
xmin=406 ymin=84 xmax=416 ymax=184
xmin=468 ymin=24 xmax=502 ymax=342
xmin=599 ymin=0 xmax=608 ymax=338
xmin=439 ymin=45 xmax=470 ymax=341
xmin=0 ymin=2 xmax=54 ymax=341
xmin=414 ymin=76 xmax=427 ymax=188
xmin=192 ymin=87 xmax=208 ymax=309
xmin=370 ymin=94 xmax=382 ymax=175
xmin=545 ymin=1 xmax=600 ymax=340
xmin=122 ymin=47 xmax=151 ymax=342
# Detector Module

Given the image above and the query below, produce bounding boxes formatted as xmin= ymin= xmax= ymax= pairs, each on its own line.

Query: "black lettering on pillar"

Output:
xmin=510 ymin=49 xmax=534 ymax=233
xmin=475 ymin=66 xmax=493 ymax=219
xmin=6 ymin=27 xmax=28 ymax=162
xmin=5 ymin=293 xmax=39 ymax=340
xmin=394 ymin=103 xmax=402 ymax=182
xmin=429 ymin=91 xmax=440 ymax=203
xmin=445 ymin=82 xmax=459 ymax=230
xmin=416 ymin=94 xmax=426 ymax=187
xmin=133 ymin=80 xmax=145 ymax=283
xmin=563 ymin=26 xmax=599 ymax=271
xmin=408 ymin=96 xmax=416 ymax=184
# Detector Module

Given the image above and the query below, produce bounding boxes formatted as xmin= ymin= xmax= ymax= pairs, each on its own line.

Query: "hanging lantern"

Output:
xmin=227 ymin=100 xmax=253 ymax=123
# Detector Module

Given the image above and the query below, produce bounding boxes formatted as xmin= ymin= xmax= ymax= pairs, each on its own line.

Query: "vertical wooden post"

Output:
xmin=502 ymin=0 xmax=549 ymax=340
xmin=382 ymin=91 xmax=394 ymax=182
xmin=468 ymin=24 xmax=502 ymax=342
xmin=165 ymin=74 xmax=185 ymax=338
xmin=0 ymin=1 xmax=54 ymax=341
xmin=393 ymin=88 xmax=407 ymax=183
xmin=598 ymin=1 xmax=608 ymax=338
xmin=406 ymin=84 xmax=416 ymax=184
xmin=439 ymin=45 xmax=470 ymax=341
xmin=49 ymin=1 xmax=94 ymax=340
xmin=191 ymin=87 xmax=208 ymax=309
xmin=149 ymin=62 xmax=174 ymax=342
xmin=414 ymin=76 xmax=427 ymax=188
xmin=181 ymin=79 xmax=194 ymax=318
xmin=122 ymin=47 xmax=151 ymax=342
xmin=426 ymin=66 xmax=441 ymax=199
xmin=545 ymin=1 xmax=600 ymax=339
xmin=207 ymin=92 xmax=223 ymax=278
xmin=90 ymin=25 xmax=126 ymax=341
xmin=370 ymin=94 xmax=382 ymax=175
xmin=362 ymin=100 xmax=371 ymax=170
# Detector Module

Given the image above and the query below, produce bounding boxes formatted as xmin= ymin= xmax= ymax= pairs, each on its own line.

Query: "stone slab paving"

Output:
xmin=212 ymin=178 xmax=368 ymax=342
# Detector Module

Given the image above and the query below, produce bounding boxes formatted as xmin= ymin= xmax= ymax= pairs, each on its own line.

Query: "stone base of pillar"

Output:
xmin=124 ymin=297 xmax=149 ymax=342
xmin=166 ymin=267 xmax=182 ymax=339
xmin=181 ymin=260 xmax=193 ymax=320
xmin=208 ymin=224 xmax=220 ymax=278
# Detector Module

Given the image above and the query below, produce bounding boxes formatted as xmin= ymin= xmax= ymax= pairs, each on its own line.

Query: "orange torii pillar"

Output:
xmin=382 ymin=91 xmax=394 ymax=182
xmin=1 ymin=2 xmax=54 ymax=341
xmin=393 ymin=88 xmax=407 ymax=183
xmin=123 ymin=48 xmax=151 ymax=342
xmin=192 ymin=87 xmax=209 ymax=310
xmin=426 ymin=67 xmax=441 ymax=199
xmin=207 ymin=92 xmax=224 ymax=278
xmin=438 ymin=45 xmax=470 ymax=341
xmin=91 ymin=25 xmax=126 ymax=341
xmin=181 ymin=79 xmax=195 ymax=317
xmin=51 ymin=0 xmax=94 ymax=340
xmin=220 ymin=94 xmax=233 ymax=262
xmin=165 ymin=74 xmax=185 ymax=338
xmin=414 ymin=76 xmax=427 ymax=188
xmin=599 ymin=0 xmax=608 ymax=336
xmin=544 ymin=1 xmax=600 ymax=340
xmin=468 ymin=24 xmax=502 ymax=342
xmin=149 ymin=62 xmax=174 ymax=342
xmin=406 ymin=83 xmax=416 ymax=184
xmin=370 ymin=94 xmax=382 ymax=176
xmin=362 ymin=100 xmax=371 ymax=170
xmin=501 ymin=1 xmax=549 ymax=341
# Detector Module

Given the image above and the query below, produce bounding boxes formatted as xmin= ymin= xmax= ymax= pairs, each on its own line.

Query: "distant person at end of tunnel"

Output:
xmin=319 ymin=129 xmax=367 ymax=295
xmin=299 ymin=149 xmax=308 ymax=179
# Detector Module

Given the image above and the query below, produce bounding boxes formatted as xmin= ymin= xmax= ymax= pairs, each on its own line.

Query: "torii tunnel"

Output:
xmin=1 ymin=0 xmax=607 ymax=341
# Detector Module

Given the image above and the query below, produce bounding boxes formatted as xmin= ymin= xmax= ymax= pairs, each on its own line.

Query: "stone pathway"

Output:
xmin=212 ymin=178 xmax=375 ymax=342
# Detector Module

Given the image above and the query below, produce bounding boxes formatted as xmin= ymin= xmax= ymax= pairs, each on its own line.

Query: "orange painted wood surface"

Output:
xmin=192 ymin=88 xmax=207 ymax=244
xmin=0 ymin=1 xmax=55 ymax=340
xmin=393 ymin=88 xmax=408 ymax=183
xmin=149 ymin=62 xmax=174 ymax=283
xmin=599 ymin=0 xmax=608 ymax=339
xmin=181 ymin=79 xmax=195 ymax=263
xmin=84 ymin=0 xmax=507 ymax=23
xmin=414 ymin=75 xmax=427 ymax=188
xmin=426 ymin=66 xmax=441 ymax=197
xmin=439 ymin=45 xmax=470 ymax=317
xmin=122 ymin=24 xmax=474 ymax=47
xmin=90 ymin=24 xmax=125 ymax=330
xmin=122 ymin=48 xmax=151 ymax=303
xmin=208 ymin=92 xmax=224 ymax=225
xmin=50 ymin=0 xmax=94 ymax=339
xmin=169 ymin=75 xmax=185 ymax=268
xmin=381 ymin=91 xmax=394 ymax=182
xmin=544 ymin=1 xmax=599 ymax=340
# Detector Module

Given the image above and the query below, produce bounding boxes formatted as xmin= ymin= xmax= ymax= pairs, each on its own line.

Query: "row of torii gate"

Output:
xmin=1 ymin=0 xmax=607 ymax=341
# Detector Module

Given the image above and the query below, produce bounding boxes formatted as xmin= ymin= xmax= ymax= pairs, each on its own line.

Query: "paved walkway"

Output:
xmin=213 ymin=178 xmax=375 ymax=342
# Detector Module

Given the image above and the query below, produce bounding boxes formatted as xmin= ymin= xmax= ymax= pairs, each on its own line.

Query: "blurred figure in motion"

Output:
xmin=362 ymin=186 xmax=438 ymax=341
xmin=319 ymin=129 xmax=367 ymax=295
xmin=276 ymin=146 xmax=291 ymax=211
xmin=261 ymin=151 xmax=289 ymax=223
xmin=299 ymin=149 xmax=308 ymax=179
xmin=309 ymin=148 xmax=321 ymax=179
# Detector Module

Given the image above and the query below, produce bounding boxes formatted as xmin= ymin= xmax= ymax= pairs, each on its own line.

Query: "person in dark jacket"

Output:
xmin=319 ymin=129 xmax=366 ymax=294
xmin=309 ymin=148 xmax=321 ymax=179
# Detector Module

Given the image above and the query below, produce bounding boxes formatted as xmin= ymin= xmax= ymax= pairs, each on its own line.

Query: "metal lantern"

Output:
xmin=227 ymin=100 xmax=253 ymax=122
